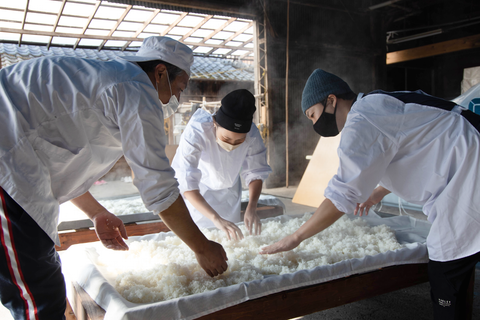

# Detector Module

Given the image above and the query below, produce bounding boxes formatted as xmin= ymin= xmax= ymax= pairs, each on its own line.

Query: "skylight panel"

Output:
xmin=58 ymin=16 xmax=88 ymax=28
xmin=95 ymin=5 xmax=126 ymax=20
xmin=124 ymin=9 xmax=154 ymax=22
xmin=4 ymin=0 xmax=28 ymax=10
xmin=193 ymin=46 xmax=214 ymax=53
xmin=103 ymin=40 xmax=128 ymax=47
xmin=205 ymin=39 xmax=223 ymax=45
xmin=211 ymin=48 xmax=231 ymax=55
xmin=202 ymin=18 xmax=230 ymax=30
xmin=138 ymin=31 xmax=161 ymax=38
xmin=225 ymin=41 xmax=243 ymax=47
xmin=177 ymin=15 xmax=205 ymax=27
xmin=191 ymin=29 xmax=212 ymax=38
xmin=0 ymin=32 xmax=18 ymax=41
xmin=78 ymin=38 xmax=104 ymax=46
xmin=84 ymin=29 xmax=110 ymax=36
xmin=212 ymin=31 xmax=234 ymax=40
xmin=27 ymin=0 xmax=61 ymax=14
xmin=0 ymin=8 xmax=24 ymax=21
xmin=231 ymin=50 xmax=250 ymax=56
xmin=233 ymin=34 xmax=252 ymax=42
xmin=24 ymin=23 xmax=52 ymax=31
xmin=26 ymin=12 xmax=57 ymax=25
xmin=152 ymin=12 xmax=182 ymax=25
xmin=55 ymin=26 xmax=83 ymax=34
xmin=51 ymin=36 xmax=77 ymax=45
xmin=223 ymin=21 xmax=249 ymax=32
xmin=143 ymin=24 xmax=168 ymax=34
xmin=117 ymin=21 xmax=143 ymax=31
xmin=0 ymin=21 xmax=22 ymax=29
xmin=112 ymin=30 xmax=135 ymax=38
xmin=88 ymin=19 xmax=117 ymax=30
xmin=22 ymin=34 xmax=50 ymax=43
xmin=184 ymin=37 xmax=203 ymax=43
xmin=168 ymin=26 xmax=192 ymax=36
xmin=63 ymin=2 xmax=94 ymax=17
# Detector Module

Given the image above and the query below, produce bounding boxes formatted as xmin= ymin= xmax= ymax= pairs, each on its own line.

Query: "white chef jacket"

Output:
xmin=0 ymin=56 xmax=179 ymax=245
xmin=172 ymin=109 xmax=272 ymax=228
xmin=324 ymin=91 xmax=480 ymax=262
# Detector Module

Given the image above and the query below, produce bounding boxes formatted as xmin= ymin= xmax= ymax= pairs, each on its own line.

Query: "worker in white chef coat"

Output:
xmin=260 ymin=69 xmax=480 ymax=320
xmin=172 ymin=89 xmax=272 ymax=240
xmin=0 ymin=36 xmax=228 ymax=320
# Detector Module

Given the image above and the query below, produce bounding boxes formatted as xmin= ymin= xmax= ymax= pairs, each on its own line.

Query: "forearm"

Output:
xmin=158 ymin=195 xmax=210 ymax=253
xmin=183 ymin=190 xmax=220 ymax=221
xmin=293 ymin=198 xmax=344 ymax=243
xmin=246 ymin=179 xmax=262 ymax=209
xmin=373 ymin=186 xmax=391 ymax=200
xmin=70 ymin=191 xmax=107 ymax=220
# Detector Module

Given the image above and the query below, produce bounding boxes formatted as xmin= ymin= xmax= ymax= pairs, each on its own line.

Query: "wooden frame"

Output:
xmin=70 ymin=263 xmax=431 ymax=320
xmin=56 ymin=206 xmax=284 ymax=251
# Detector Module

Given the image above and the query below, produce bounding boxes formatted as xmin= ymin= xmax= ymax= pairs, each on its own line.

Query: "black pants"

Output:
xmin=0 ymin=188 xmax=66 ymax=320
xmin=429 ymin=251 xmax=480 ymax=320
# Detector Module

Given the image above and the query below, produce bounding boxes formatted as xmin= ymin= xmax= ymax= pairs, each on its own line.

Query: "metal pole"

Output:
xmin=285 ymin=0 xmax=290 ymax=187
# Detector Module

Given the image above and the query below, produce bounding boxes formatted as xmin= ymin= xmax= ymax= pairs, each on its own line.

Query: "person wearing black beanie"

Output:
xmin=172 ymin=89 xmax=272 ymax=240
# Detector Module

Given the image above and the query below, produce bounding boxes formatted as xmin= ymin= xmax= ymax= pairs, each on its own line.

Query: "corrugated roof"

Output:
xmin=0 ymin=43 xmax=253 ymax=81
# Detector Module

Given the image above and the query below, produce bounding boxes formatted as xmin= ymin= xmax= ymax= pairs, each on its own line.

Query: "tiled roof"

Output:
xmin=0 ymin=43 xmax=253 ymax=82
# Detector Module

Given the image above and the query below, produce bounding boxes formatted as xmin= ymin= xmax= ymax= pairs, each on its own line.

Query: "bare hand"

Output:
xmin=259 ymin=234 xmax=300 ymax=255
xmin=212 ymin=216 xmax=244 ymax=241
xmin=244 ymin=207 xmax=261 ymax=236
xmin=92 ymin=211 xmax=129 ymax=250
xmin=354 ymin=191 xmax=383 ymax=216
xmin=195 ymin=240 xmax=228 ymax=277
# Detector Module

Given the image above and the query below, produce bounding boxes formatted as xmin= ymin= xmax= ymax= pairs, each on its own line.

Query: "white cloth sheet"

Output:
xmin=62 ymin=213 xmax=430 ymax=320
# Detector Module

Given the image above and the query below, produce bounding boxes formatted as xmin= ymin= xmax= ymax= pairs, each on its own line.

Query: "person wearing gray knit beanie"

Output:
xmin=262 ymin=68 xmax=480 ymax=320
xmin=301 ymin=69 xmax=356 ymax=137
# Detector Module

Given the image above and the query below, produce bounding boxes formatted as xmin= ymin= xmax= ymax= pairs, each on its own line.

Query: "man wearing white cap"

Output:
xmin=0 ymin=36 xmax=228 ymax=320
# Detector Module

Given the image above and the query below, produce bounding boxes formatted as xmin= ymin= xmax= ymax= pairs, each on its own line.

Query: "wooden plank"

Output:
xmin=292 ymin=135 xmax=341 ymax=207
xmin=56 ymin=206 xmax=283 ymax=251
xmin=56 ymin=221 xmax=170 ymax=251
xmin=73 ymin=283 xmax=106 ymax=320
xmin=387 ymin=33 xmax=480 ymax=65
xmin=71 ymin=263 xmax=429 ymax=320
xmin=57 ymin=212 xmax=160 ymax=231
xmin=65 ymin=299 xmax=77 ymax=320
xmin=197 ymin=264 xmax=429 ymax=320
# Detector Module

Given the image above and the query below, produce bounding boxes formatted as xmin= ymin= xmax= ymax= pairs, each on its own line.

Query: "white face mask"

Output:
xmin=216 ymin=138 xmax=242 ymax=152
xmin=157 ymin=71 xmax=179 ymax=119
xmin=214 ymin=125 xmax=243 ymax=152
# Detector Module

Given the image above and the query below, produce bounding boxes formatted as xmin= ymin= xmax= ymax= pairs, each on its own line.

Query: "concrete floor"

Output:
xmin=1 ymin=183 xmax=479 ymax=319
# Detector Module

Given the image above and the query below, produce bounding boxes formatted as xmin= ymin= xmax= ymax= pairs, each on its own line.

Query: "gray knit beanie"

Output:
xmin=301 ymin=69 xmax=353 ymax=114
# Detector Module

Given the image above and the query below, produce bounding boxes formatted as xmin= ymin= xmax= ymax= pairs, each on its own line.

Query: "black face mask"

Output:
xmin=313 ymin=103 xmax=339 ymax=137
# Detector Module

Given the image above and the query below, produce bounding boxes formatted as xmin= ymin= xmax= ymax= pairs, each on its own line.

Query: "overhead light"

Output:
xmin=368 ymin=0 xmax=403 ymax=11
xmin=387 ymin=28 xmax=443 ymax=44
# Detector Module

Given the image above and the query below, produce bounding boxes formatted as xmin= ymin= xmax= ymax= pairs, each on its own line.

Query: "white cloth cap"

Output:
xmin=121 ymin=36 xmax=193 ymax=76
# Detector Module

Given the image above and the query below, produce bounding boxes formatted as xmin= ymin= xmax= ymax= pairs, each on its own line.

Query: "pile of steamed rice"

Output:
xmin=95 ymin=214 xmax=403 ymax=303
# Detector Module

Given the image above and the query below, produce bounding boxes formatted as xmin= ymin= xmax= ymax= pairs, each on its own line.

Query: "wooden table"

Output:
xmin=70 ymin=263 xmax=436 ymax=320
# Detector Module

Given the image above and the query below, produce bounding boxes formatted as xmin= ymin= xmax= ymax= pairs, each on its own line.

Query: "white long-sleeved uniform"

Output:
xmin=325 ymin=92 xmax=480 ymax=262
xmin=0 ymin=56 xmax=179 ymax=245
xmin=172 ymin=109 xmax=272 ymax=228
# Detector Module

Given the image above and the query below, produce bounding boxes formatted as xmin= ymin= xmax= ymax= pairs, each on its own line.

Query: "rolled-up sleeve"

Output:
xmin=324 ymin=116 xmax=397 ymax=214
xmin=240 ymin=126 xmax=272 ymax=186
xmin=171 ymin=124 xmax=203 ymax=194
xmin=101 ymin=81 xmax=179 ymax=214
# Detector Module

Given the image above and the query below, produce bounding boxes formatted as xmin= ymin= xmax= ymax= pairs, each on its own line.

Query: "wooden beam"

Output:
xmin=387 ymin=33 xmax=480 ymax=64
xmin=18 ymin=0 xmax=29 ymax=47
xmin=180 ymin=15 xmax=213 ymax=41
xmin=0 ymin=27 xmax=253 ymax=51
xmin=160 ymin=12 xmax=187 ymax=36
xmin=74 ymin=0 xmax=102 ymax=50
xmin=98 ymin=5 xmax=133 ymax=51
xmin=121 ymin=9 xmax=161 ymax=51
xmin=47 ymin=0 xmax=67 ymax=50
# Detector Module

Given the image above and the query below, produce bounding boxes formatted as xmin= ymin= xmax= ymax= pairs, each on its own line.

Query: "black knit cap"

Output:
xmin=216 ymin=89 xmax=256 ymax=133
